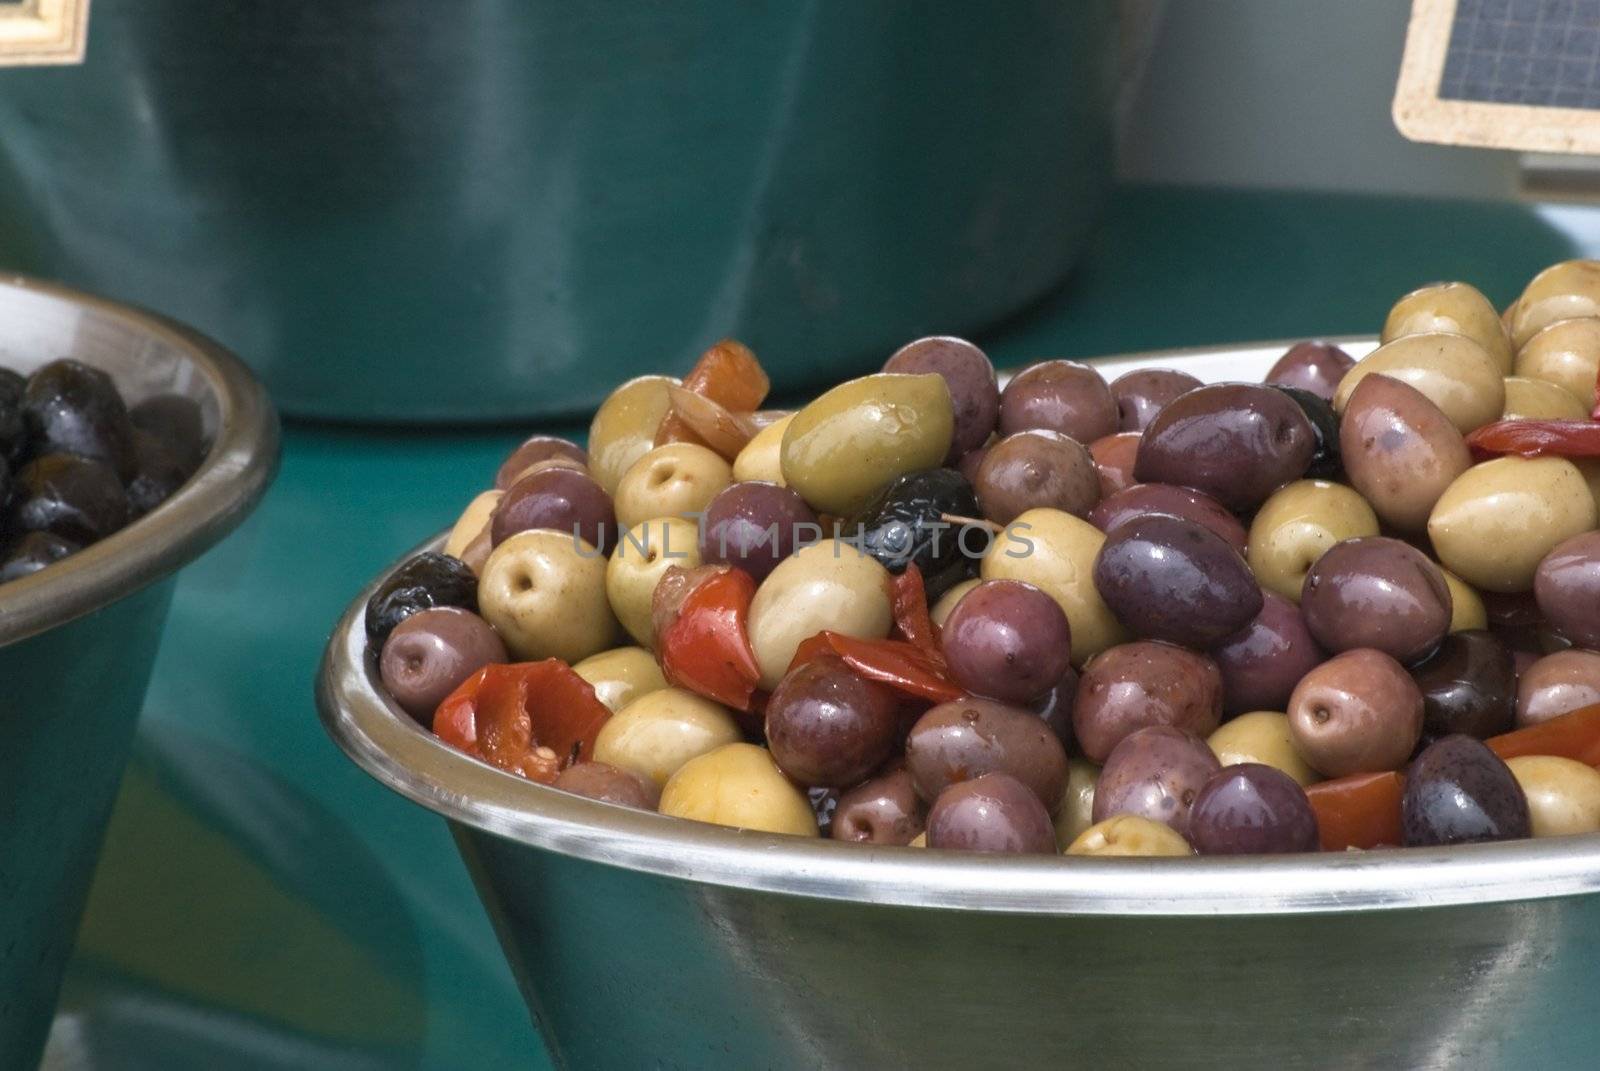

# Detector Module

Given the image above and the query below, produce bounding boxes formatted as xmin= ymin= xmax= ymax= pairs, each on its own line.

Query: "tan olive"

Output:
xmin=1510 ymin=260 xmax=1600 ymax=348
xmin=907 ymin=832 xmax=928 ymax=848
xmin=593 ymin=687 xmax=742 ymax=787
xmin=780 ymin=373 xmax=954 ymax=516
xmin=981 ymin=507 xmax=1127 ymax=665
xmin=1514 ymin=317 xmax=1600 ymax=412
xmin=1382 ymin=281 xmax=1513 ymax=373
xmin=1334 ymin=333 xmax=1505 ymax=434
xmin=1441 ymin=569 xmax=1488 ymax=633
xmin=1067 ymin=815 xmax=1193 ymax=857
xmin=606 ymin=516 xmax=703 ymax=647
xmin=1052 ymin=757 xmax=1100 ymax=850
xmin=588 ymin=374 xmax=679 ymax=494
xmin=747 ymin=539 xmax=893 ymax=689
xmin=1207 ymin=711 xmax=1319 ymax=787
xmin=1579 ymin=460 xmax=1600 ymax=516
xmin=1506 ymin=755 xmax=1600 ymax=837
xmin=443 ymin=490 xmax=502 ymax=560
xmin=1502 ymin=376 xmax=1588 ymax=421
xmin=731 ymin=412 xmax=795 ymax=485
xmin=572 ymin=646 xmax=669 ymax=713
xmin=1428 ymin=457 xmax=1598 ymax=593
xmin=658 ymin=742 xmax=819 ymax=836
xmin=1246 ymin=480 xmax=1380 ymax=602
xmin=506 ymin=455 xmax=590 ymax=488
xmin=930 ymin=578 xmax=980 ymax=629
xmin=613 ymin=442 xmax=733 ymax=532
xmin=478 ymin=529 xmax=617 ymax=662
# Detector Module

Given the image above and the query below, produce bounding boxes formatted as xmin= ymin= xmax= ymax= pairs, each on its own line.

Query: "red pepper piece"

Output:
xmin=890 ymin=564 xmax=941 ymax=656
xmin=656 ymin=339 xmax=770 ymax=448
xmin=1305 ymin=770 xmax=1405 ymax=852
xmin=433 ymin=666 xmax=489 ymax=755
xmin=788 ymin=630 xmax=965 ymax=705
xmin=1487 ymin=703 xmax=1600 ymax=766
xmin=658 ymin=566 xmax=763 ymax=711
xmin=466 ymin=661 xmax=612 ymax=783
xmin=1465 ymin=419 xmax=1600 ymax=461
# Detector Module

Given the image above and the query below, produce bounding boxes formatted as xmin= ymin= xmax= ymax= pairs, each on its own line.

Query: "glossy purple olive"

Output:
xmin=925 ymin=772 xmax=1056 ymax=854
xmin=1187 ymin=763 xmax=1319 ymax=854
xmin=1093 ymin=514 xmax=1263 ymax=648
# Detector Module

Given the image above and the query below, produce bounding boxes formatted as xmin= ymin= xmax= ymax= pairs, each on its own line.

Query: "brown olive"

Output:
xmin=552 ymin=761 xmax=661 ymax=811
xmin=1072 ymin=641 xmax=1224 ymax=763
xmin=904 ymin=697 xmax=1068 ymax=810
xmin=1338 ymin=373 xmax=1471 ymax=534
xmin=1091 ymin=724 xmax=1220 ymax=836
xmin=1087 ymin=482 xmax=1248 ymax=555
xmin=1515 ymin=649 xmax=1600 ymax=726
xmin=1287 ymin=649 xmax=1424 ymax=777
xmin=1093 ymin=514 xmax=1262 ymax=648
xmin=765 ymin=655 xmax=900 ymax=788
xmin=831 ymin=764 xmax=926 ymax=845
xmin=1110 ymin=368 xmax=1201 ymax=432
xmin=379 ymin=607 xmax=508 ymax=723
xmin=1088 ymin=432 xmax=1141 ymax=498
xmin=1300 ymin=537 xmax=1452 ymax=664
xmin=998 ymin=360 xmax=1119 ymax=443
xmin=1534 ymin=530 xmax=1600 ymax=650
xmin=1264 ymin=341 xmax=1356 ymax=402
xmin=973 ymin=430 xmax=1100 ymax=525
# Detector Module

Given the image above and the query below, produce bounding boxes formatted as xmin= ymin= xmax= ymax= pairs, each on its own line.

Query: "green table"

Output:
xmin=48 ymin=185 xmax=1590 ymax=1069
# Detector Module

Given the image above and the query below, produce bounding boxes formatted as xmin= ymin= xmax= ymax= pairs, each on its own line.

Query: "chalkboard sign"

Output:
xmin=1396 ymin=0 xmax=1600 ymax=152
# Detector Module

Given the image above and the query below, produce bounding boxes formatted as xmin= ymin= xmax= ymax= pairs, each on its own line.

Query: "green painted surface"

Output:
xmin=52 ymin=186 xmax=1591 ymax=1068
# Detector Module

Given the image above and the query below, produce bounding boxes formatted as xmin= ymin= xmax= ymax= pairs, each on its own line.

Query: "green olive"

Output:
xmin=572 ymin=646 xmax=669 ymax=713
xmin=1067 ymin=815 xmax=1193 ymax=857
xmin=980 ymin=507 xmax=1127 ymax=665
xmin=747 ymin=539 xmax=893 ymax=689
xmin=1510 ymin=260 xmax=1600 ymax=348
xmin=1207 ymin=711 xmax=1319 ymax=787
xmin=588 ymin=375 xmax=679 ymax=494
xmin=732 ymin=412 xmax=794 ymax=485
xmin=606 ymin=517 xmax=703 ymax=647
xmin=478 ymin=529 xmax=618 ymax=662
xmin=443 ymin=490 xmax=501 ymax=560
xmin=1382 ymin=281 xmax=1513 ymax=373
xmin=1428 ymin=457 xmax=1599 ymax=593
xmin=780 ymin=373 xmax=954 ymax=516
xmin=1506 ymin=755 xmax=1600 ymax=837
xmin=1441 ymin=568 xmax=1487 ymax=633
xmin=593 ymin=687 xmax=742 ymax=787
xmin=1334 ymin=333 xmax=1506 ymax=434
xmin=1513 ymin=317 xmax=1600 ymax=412
xmin=1246 ymin=480 xmax=1380 ymax=602
xmin=1052 ymin=757 xmax=1100 ymax=850
xmin=659 ymin=742 xmax=819 ymax=836
xmin=1579 ymin=459 xmax=1600 ymax=516
xmin=613 ymin=442 xmax=733 ymax=532
xmin=929 ymin=578 xmax=979 ymax=629
xmin=1502 ymin=376 xmax=1588 ymax=420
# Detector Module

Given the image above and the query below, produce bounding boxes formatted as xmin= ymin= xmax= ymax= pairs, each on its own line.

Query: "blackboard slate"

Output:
xmin=1441 ymin=0 xmax=1600 ymax=108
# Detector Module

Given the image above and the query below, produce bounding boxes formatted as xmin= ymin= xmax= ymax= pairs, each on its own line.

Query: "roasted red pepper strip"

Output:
xmin=435 ymin=661 xmax=612 ymax=783
xmin=656 ymin=339 xmax=770 ymax=447
xmin=1466 ymin=420 xmax=1600 ymax=461
xmin=890 ymin=564 xmax=941 ymax=656
xmin=1305 ymin=770 xmax=1405 ymax=852
xmin=788 ymin=631 xmax=965 ymax=704
xmin=1488 ymin=703 xmax=1600 ymax=766
xmin=433 ymin=666 xmax=488 ymax=754
xmin=658 ymin=566 xmax=763 ymax=711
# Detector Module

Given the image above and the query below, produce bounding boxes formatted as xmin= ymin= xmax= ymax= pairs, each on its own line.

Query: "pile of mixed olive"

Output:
xmin=367 ymin=259 xmax=1600 ymax=857
xmin=0 ymin=360 xmax=206 ymax=583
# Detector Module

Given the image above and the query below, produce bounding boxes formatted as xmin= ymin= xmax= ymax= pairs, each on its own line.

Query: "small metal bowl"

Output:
xmin=0 ymin=275 xmax=277 ymax=1070
xmin=320 ymin=339 xmax=1600 ymax=1069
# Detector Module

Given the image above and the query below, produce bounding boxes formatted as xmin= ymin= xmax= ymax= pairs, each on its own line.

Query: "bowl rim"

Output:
xmin=0 ymin=273 xmax=279 ymax=646
xmin=317 ymin=334 xmax=1600 ymax=917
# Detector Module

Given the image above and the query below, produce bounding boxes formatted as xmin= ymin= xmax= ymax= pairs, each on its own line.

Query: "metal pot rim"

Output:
xmin=317 ymin=335 xmax=1600 ymax=917
xmin=0 ymin=274 xmax=279 ymax=647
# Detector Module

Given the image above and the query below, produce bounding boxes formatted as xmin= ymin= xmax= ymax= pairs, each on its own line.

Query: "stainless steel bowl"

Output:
xmin=319 ymin=339 xmax=1600 ymax=1069
xmin=0 ymin=276 xmax=278 ymax=1069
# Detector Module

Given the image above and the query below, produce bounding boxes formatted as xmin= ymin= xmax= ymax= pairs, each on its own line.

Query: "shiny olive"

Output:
xmin=781 ymin=372 xmax=954 ymax=517
xmin=1264 ymin=340 xmax=1356 ymax=402
xmin=1534 ymin=530 xmax=1600 ymax=649
xmin=765 ymin=655 xmax=900 ymax=788
xmin=699 ymin=480 xmax=817 ymax=584
xmin=1300 ymin=537 xmax=1451 ymax=664
xmin=1502 ymin=376 xmax=1588 ymax=420
xmin=613 ymin=442 xmax=732 ymax=532
xmin=1187 ymin=763 xmax=1319 ymax=855
xmin=125 ymin=427 xmax=193 ymax=517
xmin=1067 ymin=815 xmax=1193 ymax=857
xmin=851 ymin=467 xmax=983 ymax=596
xmin=594 ymin=687 xmax=742 ymax=787
xmin=1382 ymin=281 xmax=1513 ymax=373
xmin=1408 ymin=630 xmax=1516 ymax=740
xmin=1334 ymin=333 xmax=1504 ymax=434
xmin=443 ymin=491 xmax=502 ymax=562
xmin=1052 ymin=757 xmax=1099 ymax=849
xmin=659 ymin=743 xmax=818 ymax=836
xmin=478 ymin=530 xmax=617 ymax=663
xmin=552 ymin=761 xmax=661 ymax=811
xmin=956 ymin=437 xmax=993 ymax=485
xmin=379 ymin=607 xmax=508 ymax=723
xmin=831 ymin=764 xmax=926 ymax=845
xmin=10 ymin=452 xmax=128 ymax=544
xmin=747 ymin=540 xmax=893 ymax=690
xmin=998 ymin=360 xmax=1119 ymax=444
xmin=495 ymin=435 xmax=588 ymax=490
xmin=1030 ymin=665 xmax=1079 ymax=750
xmin=1110 ymin=368 xmax=1201 ymax=432
xmin=1091 ymin=725 xmax=1220 ymax=836
xmin=925 ymin=772 xmax=1056 ymax=854
xmin=1207 ymin=711 xmax=1319 ymax=787
xmin=572 ymin=646 xmax=669 ymax=714
xmin=1287 ymin=649 xmax=1423 ymax=777
xmin=1134 ymin=383 xmax=1315 ymax=512
xmin=1402 ymin=734 xmax=1530 ymax=846
xmin=731 ymin=412 xmax=793 ymax=486
xmin=588 ymin=374 xmax=678 ymax=494
xmin=1513 ymin=316 xmax=1600 ymax=411
xmin=0 ymin=367 xmax=28 ymax=463
xmin=930 ymin=577 xmax=979 ymax=629
xmin=1073 ymin=641 xmax=1224 ymax=763
xmin=1338 ymin=373 xmax=1471 ymax=534
xmin=1429 ymin=457 xmax=1597 ymax=593
xmin=0 ymin=530 xmax=79 ymax=583
xmin=1442 ymin=569 xmax=1488 ymax=633
xmin=1088 ymin=432 xmax=1141 ymax=498
xmin=980 ymin=507 xmax=1128 ymax=666
xmin=1087 ymin=482 xmax=1247 ymax=555
xmin=905 ymin=697 xmax=1068 ymax=809
xmin=492 ymin=466 xmax=616 ymax=554
xmin=1210 ymin=591 xmax=1326 ymax=718
xmin=130 ymin=393 xmax=207 ymax=473
xmin=1094 ymin=514 xmax=1262 ymax=648
xmin=1515 ymin=649 xmax=1600 ymax=726
xmin=1247 ymin=480 xmax=1380 ymax=603
xmin=1505 ymin=755 xmax=1600 ymax=837
xmin=882 ymin=336 xmax=999 ymax=459
xmin=22 ymin=358 xmax=136 ymax=480
xmin=974 ymin=430 xmax=1100 ymax=525
xmin=606 ymin=517 xmax=702 ymax=648
xmin=1509 ymin=259 xmax=1600 ymax=348
xmin=940 ymin=579 xmax=1073 ymax=704
xmin=1272 ymin=386 xmax=1341 ymax=479
xmin=366 ymin=553 xmax=482 ymax=643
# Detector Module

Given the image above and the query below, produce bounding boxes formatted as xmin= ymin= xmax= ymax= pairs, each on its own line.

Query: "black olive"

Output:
xmin=126 ymin=426 xmax=195 ymax=518
xmin=131 ymin=393 xmax=208 ymax=473
xmin=365 ymin=552 xmax=479 ymax=642
xmin=23 ymin=358 xmax=137 ymax=480
xmin=10 ymin=452 xmax=129 ymax=543
xmin=0 ymin=368 xmax=28 ymax=464
xmin=0 ymin=530 xmax=81 ymax=583
xmin=1272 ymin=385 xmax=1341 ymax=479
xmin=849 ymin=468 xmax=983 ymax=599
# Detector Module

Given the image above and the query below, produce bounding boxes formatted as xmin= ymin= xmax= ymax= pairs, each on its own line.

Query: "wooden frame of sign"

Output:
xmin=1395 ymin=0 xmax=1600 ymax=153
xmin=0 ymin=0 xmax=88 ymax=67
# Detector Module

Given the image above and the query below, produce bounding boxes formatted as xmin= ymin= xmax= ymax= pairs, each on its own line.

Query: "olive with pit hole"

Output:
xmin=1187 ymin=763 xmax=1319 ymax=855
xmin=1402 ymin=734 xmax=1530 ymax=846
xmin=1207 ymin=711 xmax=1319 ymax=787
xmin=1287 ymin=648 xmax=1423 ymax=777
xmin=997 ymin=360 xmax=1118 ymax=444
xmin=1264 ymin=340 xmax=1356 ymax=402
xmin=1505 ymin=755 xmax=1600 ymax=837
xmin=1409 ymin=630 xmax=1516 ymax=740
xmin=1534 ymin=530 xmax=1600 ymax=649
xmin=588 ymin=374 xmax=679 ymax=494
xmin=1073 ymin=641 xmax=1224 ymax=763
xmin=1509 ymin=259 xmax=1600 ymax=348
xmin=1088 ymin=432 xmax=1141 ymax=498
xmin=613 ymin=441 xmax=733 ymax=531
xmin=478 ymin=529 xmax=617 ymax=663
xmin=659 ymin=742 xmax=819 ymax=836
xmin=1382 ymin=281 xmax=1513 ymax=373
xmin=1513 ymin=316 xmax=1600 ymax=410
xmin=925 ymin=772 xmax=1056 ymax=854
xmin=607 ymin=519 xmax=705 ymax=648
xmin=883 ymin=336 xmax=999 ymax=459
xmin=1091 ymin=724 xmax=1220 ymax=836
xmin=1339 ymin=373 xmax=1471 ymax=534
xmin=1502 ymin=376 xmax=1588 ymax=420
xmin=974 ymin=430 xmax=1100 ymax=525
xmin=1087 ymin=482 xmax=1247 ymax=555
xmin=379 ymin=606 xmax=508 ymax=723
xmin=1134 ymin=383 xmax=1315 ymax=512
xmin=1428 ymin=456 xmax=1597 ymax=593
xmin=572 ymin=646 xmax=670 ymax=713
xmin=1334 ymin=333 xmax=1505 ymax=434
xmin=765 ymin=655 xmax=900 ymax=788
xmin=1300 ymin=537 xmax=1451 ymax=664
xmin=552 ymin=761 xmax=661 ymax=811
xmin=1247 ymin=479 xmax=1380 ymax=602
xmin=980 ymin=507 xmax=1128 ymax=666
xmin=1110 ymin=368 xmax=1201 ymax=432
xmin=1053 ymin=757 xmax=1099 ymax=849
xmin=831 ymin=763 xmax=926 ymax=845
xmin=1067 ymin=815 xmax=1193 ymax=857
xmin=747 ymin=539 xmax=893 ymax=690
xmin=1094 ymin=514 xmax=1262 ymax=648
xmin=731 ymin=412 xmax=794 ymax=485
xmin=940 ymin=579 xmax=1073 ymax=705
xmin=905 ymin=696 xmax=1068 ymax=809
xmin=593 ymin=686 xmax=742 ymax=787
xmin=1515 ymin=649 xmax=1600 ymax=726
xmin=1210 ymin=592 xmax=1326 ymax=718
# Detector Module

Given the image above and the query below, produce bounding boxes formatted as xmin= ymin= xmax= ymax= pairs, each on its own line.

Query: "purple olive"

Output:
xmin=1110 ymin=368 xmax=1202 ymax=432
xmin=940 ymin=579 xmax=1073 ymax=704
xmin=905 ymin=697 xmax=1068 ymax=809
xmin=1300 ymin=537 xmax=1451 ymax=664
xmin=1187 ymin=763 xmax=1319 ymax=855
xmin=997 ymin=360 xmax=1119 ymax=444
xmin=491 ymin=466 xmax=616 ymax=554
xmin=1402 ymin=734 xmax=1530 ymax=846
xmin=1264 ymin=340 xmax=1355 ymax=402
xmin=1134 ymin=383 xmax=1315 ymax=511
xmin=1087 ymin=482 xmax=1248 ymax=555
xmin=1409 ymin=630 xmax=1516 ymax=739
xmin=1093 ymin=514 xmax=1263 ymax=648
xmin=1211 ymin=591 xmax=1326 ymax=716
xmin=925 ymin=772 xmax=1057 ymax=854
xmin=1073 ymin=641 xmax=1224 ymax=763
xmin=698 ymin=480 xmax=818 ymax=583
xmin=1535 ymin=530 xmax=1600 ymax=650
xmin=553 ymin=761 xmax=661 ymax=810
xmin=1092 ymin=725 xmax=1221 ymax=836
xmin=884 ymin=336 xmax=1000 ymax=459
xmin=765 ymin=655 xmax=900 ymax=788
xmin=379 ymin=606 xmax=509 ymax=723
xmin=832 ymin=763 xmax=926 ymax=845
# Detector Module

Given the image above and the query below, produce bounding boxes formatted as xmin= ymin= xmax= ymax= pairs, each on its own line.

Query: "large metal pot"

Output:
xmin=0 ymin=1 xmax=1117 ymax=422
xmin=316 ymin=339 xmax=1600 ymax=1069
xmin=0 ymin=277 xmax=278 ymax=1070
